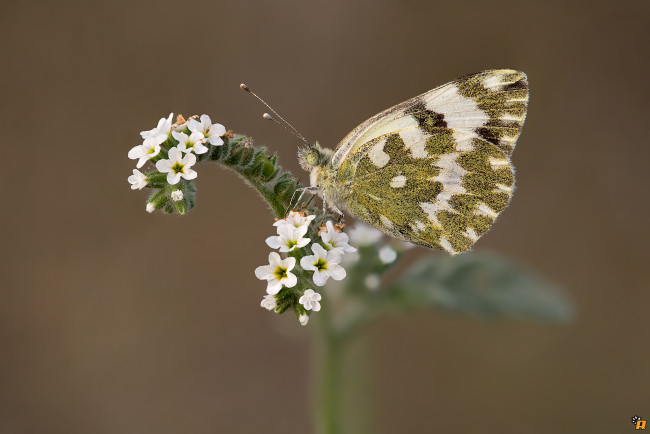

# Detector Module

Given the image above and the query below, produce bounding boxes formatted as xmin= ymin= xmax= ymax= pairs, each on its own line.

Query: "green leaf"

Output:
xmin=260 ymin=159 xmax=276 ymax=181
xmin=275 ymin=287 xmax=297 ymax=314
xmin=273 ymin=173 xmax=295 ymax=196
xmin=225 ymin=146 xmax=245 ymax=165
xmin=172 ymin=198 xmax=187 ymax=215
xmin=383 ymin=252 xmax=573 ymax=323
xmin=144 ymin=171 xmax=167 ymax=188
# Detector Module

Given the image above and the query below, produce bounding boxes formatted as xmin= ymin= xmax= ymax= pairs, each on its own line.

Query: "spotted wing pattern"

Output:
xmin=333 ymin=70 xmax=528 ymax=254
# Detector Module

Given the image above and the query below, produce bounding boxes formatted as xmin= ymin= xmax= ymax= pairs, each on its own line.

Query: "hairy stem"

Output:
xmin=239 ymin=174 xmax=287 ymax=218
xmin=206 ymin=134 xmax=300 ymax=219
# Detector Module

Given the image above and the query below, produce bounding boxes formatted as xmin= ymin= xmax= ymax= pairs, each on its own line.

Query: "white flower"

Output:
xmin=188 ymin=114 xmax=226 ymax=146
xmin=300 ymin=244 xmax=346 ymax=286
xmin=299 ymin=289 xmax=321 ymax=312
xmin=266 ymin=224 xmax=310 ymax=252
xmin=378 ymin=246 xmax=398 ymax=264
xmin=260 ymin=295 xmax=277 ymax=311
xmin=140 ymin=113 xmax=173 ymax=145
xmin=206 ymin=122 xmax=226 ymax=146
xmin=364 ymin=274 xmax=381 ymax=291
xmin=298 ymin=314 xmax=309 ymax=326
xmin=171 ymin=190 xmax=183 ymax=201
xmin=155 ymin=147 xmax=198 ymax=185
xmin=348 ymin=223 xmax=384 ymax=247
xmin=186 ymin=114 xmax=211 ymax=134
xmin=254 ymin=252 xmax=297 ymax=295
xmin=274 ymin=210 xmax=316 ymax=230
xmin=172 ymin=130 xmax=209 ymax=155
xmin=127 ymin=169 xmax=148 ymax=190
xmin=320 ymin=221 xmax=357 ymax=254
xmin=128 ymin=138 xmax=161 ymax=169
xmin=146 ymin=203 xmax=156 ymax=213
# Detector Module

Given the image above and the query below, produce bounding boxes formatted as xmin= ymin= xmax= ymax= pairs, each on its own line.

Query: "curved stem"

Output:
xmin=231 ymin=169 xmax=287 ymax=218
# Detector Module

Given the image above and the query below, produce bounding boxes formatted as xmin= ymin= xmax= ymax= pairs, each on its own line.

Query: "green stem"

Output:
xmin=315 ymin=298 xmax=342 ymax=434
xmin=315 ymin=303 xmax=372 ymax=434
xmin=207 ymin=135 xmax=299 ymax=219
xmin=237 ymin=171 xmax=287 ymax=218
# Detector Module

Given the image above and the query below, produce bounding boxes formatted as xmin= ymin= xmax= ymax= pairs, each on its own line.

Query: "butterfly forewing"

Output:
xmin=332 ymin=70 xmax=528 ymax=254
xmin=332 ymin=69 xmax=528 ymax=166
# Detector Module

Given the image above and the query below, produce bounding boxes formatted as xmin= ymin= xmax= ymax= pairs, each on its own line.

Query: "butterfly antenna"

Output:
xmin=240 ymin=83 xmax=311 ymax=146
xmin=261 ymin=113 xmax=311 ymax=146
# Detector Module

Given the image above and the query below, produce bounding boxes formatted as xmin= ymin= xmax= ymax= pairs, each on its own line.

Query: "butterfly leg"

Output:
xmin=322 ymin=189 xmax=345 ymax=222
xmin=332 ymin=204 xmax=345 ymax=223
xmin=287 ymin=186 xmax=321 ymax=214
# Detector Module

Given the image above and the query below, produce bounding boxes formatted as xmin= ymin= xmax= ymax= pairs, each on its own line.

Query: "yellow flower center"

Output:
xmin=314 ymin=258 xmax=327 ymax=271
xmin=171 ymin=162 xmax=185 ymax=174
xmin=274 ymin=266 xmax=288 ymax=280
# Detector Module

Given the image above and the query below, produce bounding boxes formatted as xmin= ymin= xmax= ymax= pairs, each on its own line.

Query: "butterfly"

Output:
xmin=295 ymin=69 xmax=529 ymax=255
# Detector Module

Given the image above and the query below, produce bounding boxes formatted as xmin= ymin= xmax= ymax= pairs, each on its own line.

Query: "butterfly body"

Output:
xmin=298 ymin=70 xmax=528 ymax=255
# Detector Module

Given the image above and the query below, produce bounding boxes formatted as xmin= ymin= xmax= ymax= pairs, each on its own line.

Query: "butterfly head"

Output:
xmin=297 ymin=143 xmax=331 ymax=171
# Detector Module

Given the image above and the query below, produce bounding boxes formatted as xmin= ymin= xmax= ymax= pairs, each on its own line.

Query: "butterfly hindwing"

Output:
xmin=337 ymin=128 xmax=514 ymax=254
xmin=330 ymin=70 xmax=527 ymax=254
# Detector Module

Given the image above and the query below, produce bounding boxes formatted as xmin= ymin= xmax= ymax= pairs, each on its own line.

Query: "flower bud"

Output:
xmin=171 ymin=190 xmax=183 ymax=201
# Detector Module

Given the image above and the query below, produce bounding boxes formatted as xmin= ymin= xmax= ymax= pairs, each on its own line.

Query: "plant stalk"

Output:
xmin=315 ymin=298 xmax=342 ymax=434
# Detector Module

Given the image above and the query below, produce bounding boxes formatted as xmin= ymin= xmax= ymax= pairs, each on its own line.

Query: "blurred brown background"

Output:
xmin=1 ymin=0 xmax=649 ymax=433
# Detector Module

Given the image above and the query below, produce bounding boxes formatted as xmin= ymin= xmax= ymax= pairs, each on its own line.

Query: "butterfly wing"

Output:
xmin=332 ymin=70 xmax=528 ymax=254
xmin=332 ymin=69 xmax=528 ymax=167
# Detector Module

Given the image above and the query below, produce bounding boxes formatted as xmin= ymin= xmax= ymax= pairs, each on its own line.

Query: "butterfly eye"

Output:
xmin=306 ymin=150 xmax=320 ymax=166
xmin=298 ymin=146 xmax=322 ymax=169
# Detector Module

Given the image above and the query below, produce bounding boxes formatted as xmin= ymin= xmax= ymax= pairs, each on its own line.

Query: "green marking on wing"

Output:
xmin=336 ymin=127 xmax=515 ymax=254
xmin=455 ymin=70 xmax=528 ymax=157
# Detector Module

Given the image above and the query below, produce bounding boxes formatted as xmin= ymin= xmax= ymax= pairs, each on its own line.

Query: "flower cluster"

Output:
xmin=343 ymin=222 xmax=413 ymax=290
xmin=127 ymin=113 xmax=227 ymax=214
xmin=255 ymin=211 xmax=357 ymax=325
